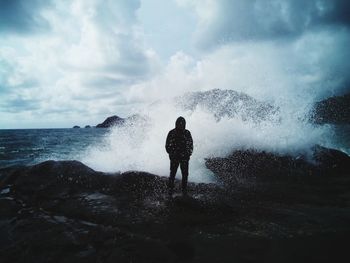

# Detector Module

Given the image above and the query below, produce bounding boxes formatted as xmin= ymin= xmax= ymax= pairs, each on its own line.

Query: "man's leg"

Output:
xmin=168 ymin=159 xmax=179 ymax=196
xmin=180 ymin=160 xmax=189 ymax=195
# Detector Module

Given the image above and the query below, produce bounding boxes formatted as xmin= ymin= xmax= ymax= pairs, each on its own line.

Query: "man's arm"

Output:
xmin=165 ymin=131 xmax=172 ymax=154
xmin=186 ymin=131 xmax=193 ymax=156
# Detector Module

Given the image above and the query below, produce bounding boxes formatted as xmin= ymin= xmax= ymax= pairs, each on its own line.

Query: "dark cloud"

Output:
xmin=323 ymin=0 xmax=350 ymax=25
xmin=196 ymin=0 xmax=350 ymax=49
xmin=0 ymin=0 xmax=51 ymax=34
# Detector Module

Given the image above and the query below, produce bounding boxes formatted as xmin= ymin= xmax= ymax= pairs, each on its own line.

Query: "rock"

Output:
xmin=84 ymin=125 xmax=91 ymax=128
xmin=96 ymin=115 xmax=125 ymax=128
xmin=96 ymin=114 xmax=149 ymax=128
xmin=1 ymin=160 xmax=350 ymax=262
xmin=205 ymin=146 xmax=350 ymax=184
xmin=176 ymin=89 xmax=280 ymax=123
xmin=72 ymin=126 xmax=80 ymax=128
xmin=205 ymin=149 xmax=316 ymax=184
xmin=313 ymin=145 xmax=350 ymax=174
xmin=310 ymin=93 xmax=350 ymax=124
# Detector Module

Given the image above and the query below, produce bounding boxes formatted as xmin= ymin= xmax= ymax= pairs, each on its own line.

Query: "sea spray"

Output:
xmin=82 ymin=91 xmax=332 ymax=182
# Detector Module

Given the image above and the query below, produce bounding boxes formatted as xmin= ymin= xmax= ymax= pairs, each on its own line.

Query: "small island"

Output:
xmin=96 ymin=115 xmax=125 ymax=128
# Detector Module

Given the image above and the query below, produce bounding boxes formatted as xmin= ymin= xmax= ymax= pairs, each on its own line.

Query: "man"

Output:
xmin=165 ymin=116 xmax=193 ymax=196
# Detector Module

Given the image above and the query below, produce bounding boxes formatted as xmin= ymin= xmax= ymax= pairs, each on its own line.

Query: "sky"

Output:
xmin=0 ymin=0 xmax=349 ymax=128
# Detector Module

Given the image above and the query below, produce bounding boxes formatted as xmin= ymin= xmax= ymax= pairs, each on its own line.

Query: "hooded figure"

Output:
xmin=165 ymin=116 xmax=193 ymax=195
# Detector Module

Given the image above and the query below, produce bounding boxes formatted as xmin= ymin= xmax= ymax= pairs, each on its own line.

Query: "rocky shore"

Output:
xmin=311 ymin=93 xmax=350 ymax=124
xmin=1 ymin=148 xmax=350 ymax=262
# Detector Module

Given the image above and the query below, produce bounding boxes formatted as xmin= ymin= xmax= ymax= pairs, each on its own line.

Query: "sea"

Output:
xmin=0 ymin=124 xmax=349 ymax=181
xmin=0 ymin=128 xmax=109 ymax=169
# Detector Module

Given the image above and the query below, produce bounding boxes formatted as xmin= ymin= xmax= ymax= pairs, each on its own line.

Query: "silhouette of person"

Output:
xmin=165 ymin=116 xmax=193 ymax=196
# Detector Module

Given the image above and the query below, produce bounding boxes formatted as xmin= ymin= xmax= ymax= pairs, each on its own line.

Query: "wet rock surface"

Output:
xmin=310 ymin=93 xmax=350 ymax=124
xmin=1 ymin=155 xmax=350 ymax=263
xmin=205 ymin=145 xmax=350 ymax=184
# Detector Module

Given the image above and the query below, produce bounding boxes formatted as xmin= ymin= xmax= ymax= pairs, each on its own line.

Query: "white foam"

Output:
xmin=81 ymin=98 xmax=331 ymax=182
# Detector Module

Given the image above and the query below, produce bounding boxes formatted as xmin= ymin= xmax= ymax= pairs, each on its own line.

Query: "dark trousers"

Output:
xmin=168 ymin=159 xmax=189 ymax=194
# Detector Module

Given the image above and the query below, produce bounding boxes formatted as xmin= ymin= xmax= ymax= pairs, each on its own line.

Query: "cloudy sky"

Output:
xmin=0 ymin=0 xmax=349 ymax=128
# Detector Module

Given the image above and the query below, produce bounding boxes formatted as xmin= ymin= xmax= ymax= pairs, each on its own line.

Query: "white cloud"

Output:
xmin=124 ymin=26 xmax=350 ymax=113
xmin=0 ymin=0 xmax=159 ymax=128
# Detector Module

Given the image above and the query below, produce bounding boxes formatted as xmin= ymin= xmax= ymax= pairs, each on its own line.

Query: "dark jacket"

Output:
xmin=165 ymin=128 xmax=193 ymax=160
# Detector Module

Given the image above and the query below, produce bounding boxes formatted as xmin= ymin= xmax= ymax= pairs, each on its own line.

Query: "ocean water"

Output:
xmin=0 ymin=122 xmax=349 ymax=182
xmin=0 ymin=128 xmax=109 ymax=169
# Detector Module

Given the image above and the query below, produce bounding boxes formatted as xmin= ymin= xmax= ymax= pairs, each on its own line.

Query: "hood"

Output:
xmin=175 ymin=116 xmax=186 ymax=131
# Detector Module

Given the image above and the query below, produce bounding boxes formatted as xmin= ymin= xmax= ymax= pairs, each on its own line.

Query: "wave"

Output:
xmin=81 ymin=89 xmax=334 ymax=182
